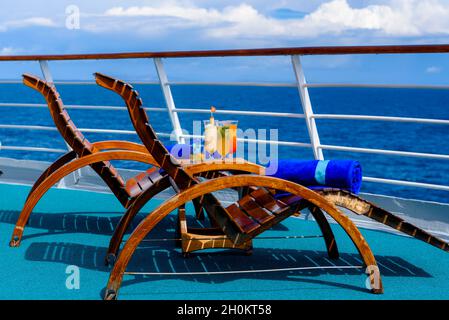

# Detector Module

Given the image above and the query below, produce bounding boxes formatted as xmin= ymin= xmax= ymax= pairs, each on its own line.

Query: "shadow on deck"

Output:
xmin=24 ymin=240 xmax=431 ymax=296
xmin=0 ymin=209 xmax=289 ymax=242
xmin=0 ymin=208 xmax=433 ymax=297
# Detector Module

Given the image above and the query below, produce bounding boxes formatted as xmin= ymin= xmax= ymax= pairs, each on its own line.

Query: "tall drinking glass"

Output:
xmin=203 ymin=119 xmax=218 ymax=159
xmin=216 ymin=120 xmax=238 ymax=159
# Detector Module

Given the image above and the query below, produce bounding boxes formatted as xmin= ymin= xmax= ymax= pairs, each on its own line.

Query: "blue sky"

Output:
xmin=1 ymin=0 xmax=449 ymax=83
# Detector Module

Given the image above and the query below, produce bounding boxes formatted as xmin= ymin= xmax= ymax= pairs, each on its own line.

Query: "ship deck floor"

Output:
xmin=1 ymin=182 xmax=448 ymax=300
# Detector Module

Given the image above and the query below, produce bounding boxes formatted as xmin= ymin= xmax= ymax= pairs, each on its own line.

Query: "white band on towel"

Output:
xmin=314 ymin=160 xmax=330 ymax=185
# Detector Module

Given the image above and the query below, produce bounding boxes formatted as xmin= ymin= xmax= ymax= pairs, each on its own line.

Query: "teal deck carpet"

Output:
xmin=0 ymin=182 xmax=448 ymax=300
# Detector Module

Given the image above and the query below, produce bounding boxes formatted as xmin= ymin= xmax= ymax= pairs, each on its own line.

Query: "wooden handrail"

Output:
xmin=1 ymin=44 xmax=449 ymax=61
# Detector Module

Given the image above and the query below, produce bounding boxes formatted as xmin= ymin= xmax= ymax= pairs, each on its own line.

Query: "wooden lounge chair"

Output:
xmin=10 ymin=74 xmax=264 ymax=247
xmin=94 ymin=73 xmax=384 ymax=298
xmin=95 ymin=73 xmax=449 ymax=266
xmin=94 ymin=73 xmax=345 ymax=265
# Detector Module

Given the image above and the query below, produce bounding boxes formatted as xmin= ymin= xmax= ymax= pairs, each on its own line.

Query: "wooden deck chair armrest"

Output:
xmin=86 ymin=150 xmax=159 ymax=167
xmin=184 ymin=160 xmax=265 ymax=176
xmin=92 ymin=141 xmax=149 ymax=154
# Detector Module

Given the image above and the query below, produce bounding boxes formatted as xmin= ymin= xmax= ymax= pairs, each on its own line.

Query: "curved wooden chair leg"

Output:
xmin=308 ymin=205 xmax=340 ymax=259
xmin=9 ymin=150 xmax=158 ymax=248
xmin=104 ymin=175 xmax=382 ymax=300
xmin=321 ymin=189 xmax=449 ymax=253
xmin=26 ymin=151 xmax=77 ymax=201
xmin=105 ymin=176 xmax=172 ymax=266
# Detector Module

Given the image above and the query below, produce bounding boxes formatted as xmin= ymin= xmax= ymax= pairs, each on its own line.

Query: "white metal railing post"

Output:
xmin=39 ymin=60 xmax=80 ymax=186
xmin=153 ymin=58 xmax=185 ymax=144
xmin=39 ymin=60 xmax=54 ymax=84
xmin=291 ymin=55 xmax=324 ymax=160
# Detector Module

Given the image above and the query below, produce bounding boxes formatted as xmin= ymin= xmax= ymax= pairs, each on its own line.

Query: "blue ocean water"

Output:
xmin=0 ymin=83 xmax=448 ymax=203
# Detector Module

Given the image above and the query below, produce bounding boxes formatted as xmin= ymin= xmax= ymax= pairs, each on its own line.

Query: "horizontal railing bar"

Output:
xmin=80 ymin=128 xmax=136 ymax=135
xmin=1 ymin=44 xmax=449 ymax=61
xmin=319 ymin=144 xmax=449 ymax=160
xmin=0 ymin=124 xmax=57 ymax=131
xmin=4 ymin=103 xmax=448 ymax=125
xmin=0 ymin=103 xmax=166 ymax=112
xmin=180 ymin=134 xmax=312 ymax=148
xmin=363 ymin=176 xmax=449 ymax=191
xmin=73 ymin=105 xmax=166 ymax=112
xmin=2 ymin=103 xmax=448 ymax=125
xmin=0 ymin=103 xmax=48 ymax=108
xmin=0 ymin=103 xmax=305 ymax=118
xmin=0 ymin=124 xmax=171 ymax=137
xmin=79 ymin=128 xmax=170 ymax=137
xmin=305 ymin=83 xmax=449 ymax=90
xmin=0 ymin=146 xmax=66 ymax=153
xmin=67 ymin=105 xmax=126 ymax=111
xmin=313 ymin=114 xmax=449 ymax=125
xmin=241 ymin=138 xmax=311 ymax=148
xmin=170 ymin=81 xmax=297 ymax=87
xmin=0 ymin=80 xmax=22 ymax=84
xmin=4 ymin=124 xmax=448 ymax=156
xmin=173 ymin=108 xmax=305 ymax=118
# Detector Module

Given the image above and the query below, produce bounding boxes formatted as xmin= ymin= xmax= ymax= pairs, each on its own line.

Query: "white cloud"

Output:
xmin=104 ymin=4 xmax=222 ymax=24
xmin=0 ymin=46 xmax=24 ymax=56
xmin=0 ymin=17 xmax=56 ymax=32
xmin=209 ymin=0 xmax=449 ymax=38
xmin=0 ymin=47 xmax=15 ymax=55
xmin=90 ymin=0 xmax=449 ymax=39
xmin=426 ymin=66 xmax=441 ymax=74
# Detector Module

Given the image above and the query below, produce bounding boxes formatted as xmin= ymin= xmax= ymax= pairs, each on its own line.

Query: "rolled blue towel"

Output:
xmin=163 ymin=146 xmax=362 ymax=194
xmin=271 ymin=159 xmax=362 ymax=194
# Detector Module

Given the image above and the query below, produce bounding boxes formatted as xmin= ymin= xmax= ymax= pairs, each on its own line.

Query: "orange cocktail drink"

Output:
xmin=216 ymin=120 xmax=238 ymax=159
